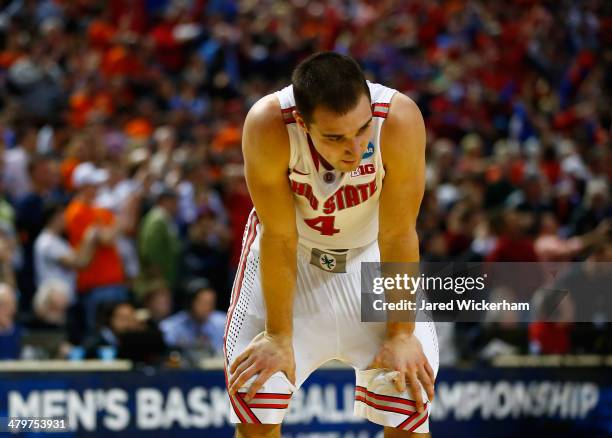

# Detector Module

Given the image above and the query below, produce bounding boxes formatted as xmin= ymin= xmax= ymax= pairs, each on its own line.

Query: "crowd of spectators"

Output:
xmin=0 ymin=0 xmax=610 ymax=365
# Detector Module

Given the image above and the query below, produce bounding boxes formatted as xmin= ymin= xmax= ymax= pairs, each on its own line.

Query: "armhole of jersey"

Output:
xmin=374 ymin=87 xmax=397 ymax=171
xmin=287 ymin=128 xmax=299 ymax=170
xmin=274 ymin=89 xmax=299 ymax=170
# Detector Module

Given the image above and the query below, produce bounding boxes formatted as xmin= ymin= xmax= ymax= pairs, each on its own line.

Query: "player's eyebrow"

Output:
xmin=321 ymin=117 xmax=373 ymax=139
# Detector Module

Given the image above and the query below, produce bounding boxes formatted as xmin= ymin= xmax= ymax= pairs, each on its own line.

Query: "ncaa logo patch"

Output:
xmin=362 ymin=142 xmax=375 ymax=159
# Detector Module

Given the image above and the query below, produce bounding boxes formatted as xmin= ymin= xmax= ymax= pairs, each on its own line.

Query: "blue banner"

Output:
xmin=0 ymin=367 xmax=611 ymax=437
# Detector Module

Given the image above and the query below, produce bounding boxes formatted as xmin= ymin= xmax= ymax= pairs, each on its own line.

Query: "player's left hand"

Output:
xmin=368 ymin=332 xmax=435 ymax=413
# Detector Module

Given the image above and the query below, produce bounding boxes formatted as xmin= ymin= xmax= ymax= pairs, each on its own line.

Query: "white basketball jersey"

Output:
xmin=274 ymin=81 xmax=397 ymax=249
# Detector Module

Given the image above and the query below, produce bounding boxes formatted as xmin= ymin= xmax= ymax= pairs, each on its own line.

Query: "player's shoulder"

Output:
xmin=243 ymin=93 xmax=290 ymax=163
xmin=244 ymin=93 xmax=287 ymax=143
xmin=380 ymin=91 xmax=426 ymax=161
xmin=385 ymin=92 xmax=424 ymax=132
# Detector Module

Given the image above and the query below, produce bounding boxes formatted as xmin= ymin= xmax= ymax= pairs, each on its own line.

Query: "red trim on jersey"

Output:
xmin=282 ymin=106 xmax=296 ymax=124
xmin=307 ymin=135 xmax=320 ymax=171
xmin=320 ymin=155 xmax=334 ymax=170
xmin=307 ymin=135 xmax=333 ymax=171
xmin=372 ymin=101 xmax=390 ymax=118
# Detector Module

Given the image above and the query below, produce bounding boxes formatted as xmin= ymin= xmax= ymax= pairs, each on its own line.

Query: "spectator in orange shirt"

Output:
xmin=68 ymin=80 xmax=114 ymax=128
xmin=64 ymin=162 xmax=128 ymax=335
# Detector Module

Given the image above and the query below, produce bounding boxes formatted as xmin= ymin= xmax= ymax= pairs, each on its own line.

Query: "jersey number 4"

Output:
xmin=304 ymin=216 xmax=340 ymax=236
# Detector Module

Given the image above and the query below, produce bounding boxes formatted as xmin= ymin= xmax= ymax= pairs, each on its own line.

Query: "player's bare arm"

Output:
xmin=228 ymin=94 xmax=298 ymax=401
xmin=370 ymin=92 xmax=435 ymax=413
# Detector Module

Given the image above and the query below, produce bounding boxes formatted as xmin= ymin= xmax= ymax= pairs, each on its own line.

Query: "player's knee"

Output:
xmin=236 ymin=423 xmax=281 ymax=438
xmin=383 ymin=427 xmax=430 ymax=438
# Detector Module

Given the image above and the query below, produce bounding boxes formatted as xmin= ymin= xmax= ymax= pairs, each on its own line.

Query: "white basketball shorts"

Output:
xmin=224 ymin=211 xmax=439 ymax=432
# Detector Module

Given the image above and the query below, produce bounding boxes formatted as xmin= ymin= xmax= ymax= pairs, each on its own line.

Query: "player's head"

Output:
xmin=292 ymin=52 xmax=373 ymax=172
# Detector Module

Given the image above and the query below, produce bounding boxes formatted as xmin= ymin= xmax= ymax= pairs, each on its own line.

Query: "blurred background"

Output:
xmin=0 ymin=0 xmax=610 ymax=437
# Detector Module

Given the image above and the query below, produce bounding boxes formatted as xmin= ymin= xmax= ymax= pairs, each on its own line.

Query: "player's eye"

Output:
xmin=357 ymin=123 xmax=371 ymax=136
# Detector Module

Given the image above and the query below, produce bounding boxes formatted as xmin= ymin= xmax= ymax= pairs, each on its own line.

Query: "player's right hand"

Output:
xmin=228 ymin=331 xmax=296 ymax=402
xmin=368 ymin=331 xmax=435 ymax=414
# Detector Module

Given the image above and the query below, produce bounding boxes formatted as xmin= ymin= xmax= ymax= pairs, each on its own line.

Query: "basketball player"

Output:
xmin=225 ymin=52 xmax=439 ymax=437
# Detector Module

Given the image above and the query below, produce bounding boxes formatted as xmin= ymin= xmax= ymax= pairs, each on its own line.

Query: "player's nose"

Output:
xmin=346 ymin=138 xmax=362 ymax=158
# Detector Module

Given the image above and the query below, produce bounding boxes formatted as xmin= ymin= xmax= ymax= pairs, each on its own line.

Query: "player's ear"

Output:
xmin=293 ymin=110 xmax=309 ymax=133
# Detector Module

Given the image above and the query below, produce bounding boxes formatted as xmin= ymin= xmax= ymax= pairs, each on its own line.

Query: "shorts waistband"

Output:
xmin=297 ymin=241 xmax=379 ymax=273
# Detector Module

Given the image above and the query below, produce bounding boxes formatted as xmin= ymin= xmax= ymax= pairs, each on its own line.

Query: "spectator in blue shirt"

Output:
xmin=0 ymin=283 xmax=21 ymax=359
xmin=160 ymin=278 xmax=226 ymax=357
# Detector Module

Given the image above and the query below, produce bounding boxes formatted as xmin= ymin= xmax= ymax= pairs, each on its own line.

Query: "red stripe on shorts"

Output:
xmin=355 ymin=386 xmax=416 ymax=407
xmin=247 ymin=403 xmax=289 ymax=409
xmin=354 ymin=396 xmax=415 ymax=416
xmin=235 ymin=392 xmax=261 ymax=424
xmin=398 ymin=410 xmax=420 ymax=429
xmin=223 ymin=210 xmax=258 ymax=362
xmin=223 ymin=210 xmax=259 ymax=424
xmin=250 ymin=393 xmax=292 ymax=400
xmin=409 ymin=412 xmax=428 ymax=432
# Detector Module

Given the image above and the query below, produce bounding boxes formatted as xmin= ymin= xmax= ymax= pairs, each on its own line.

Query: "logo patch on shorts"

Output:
xmin=320 ymin=253 xmax=336 ymax=270
xmin=310 ymin=248 xmax=347 ymax=273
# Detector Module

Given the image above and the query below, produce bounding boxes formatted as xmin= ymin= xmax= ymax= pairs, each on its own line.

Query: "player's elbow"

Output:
xmin=378 ymin=228 xmax=419 ymax=256
xmin=260 ymin=228 xmax=298 ymax=252
xmin=379 ymin=230 xmax=418 ymax=246
xmin=379 ymin=221 xmax=418 ymax=241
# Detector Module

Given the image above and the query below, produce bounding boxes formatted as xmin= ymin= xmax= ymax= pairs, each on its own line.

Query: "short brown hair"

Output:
xmin=292 ymin=52 xmax=370 ymax=125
